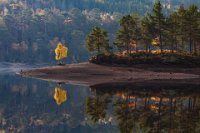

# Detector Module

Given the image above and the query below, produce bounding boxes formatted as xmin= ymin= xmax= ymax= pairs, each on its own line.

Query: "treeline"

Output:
xmin=14 ymin=0 xmax=200 ymax=14
xmin=2 ymin=0 xmax=200 ymax=15
xmin=1 ymin=0 xmax=200 ymax=63
xmin=86 ymin=1 xmax=200 ymax=56
xmin=0 ymin=2 xmax=122 ymax=63
xmin=1 ymin=0 xmax=153 ymax=14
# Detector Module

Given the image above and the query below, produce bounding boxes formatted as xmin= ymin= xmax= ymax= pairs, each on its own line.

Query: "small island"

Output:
xmin=19 ymin=1 xmax=200 ymax=86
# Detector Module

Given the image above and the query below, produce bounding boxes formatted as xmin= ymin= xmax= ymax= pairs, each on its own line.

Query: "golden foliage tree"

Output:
xmin=55 ymin=42 xmax=68 ymax=61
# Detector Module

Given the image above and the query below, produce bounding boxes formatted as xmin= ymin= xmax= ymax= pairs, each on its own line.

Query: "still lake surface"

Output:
xmin=0 ymin=62 xmax=200 ymax=133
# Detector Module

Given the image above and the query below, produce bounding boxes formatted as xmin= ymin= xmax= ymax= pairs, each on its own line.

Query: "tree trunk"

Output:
xmin=97 ymin=43 xmax=100 ymax=54
xmin=175 ymin=41 xmax=178 ymax=52
xmin=189 ymin=35 xmax=192 ymax=54
xmin=145 ymin=41 xmax=148 ymax=53
xmin=158 ymin=97 xmax=163 ymax=132
xmin=188 ymin=97 xmax=192 ymax=111
xmin=174 ymin=99 xmax=176 ymax=115
xmin=148 ymin=43 xmax=151 ymax=53
xmin=171 ymin=39 xmax=174 ymax=53
xmin=193 ymin=97 xmax=196 ymax=110
xmin=158 ymin=9 xmax=163 ymax=53
xmin=170 ymin=97 xmax=173 ymax=129
xmin=144 ymin=97 xmax=147 ymax=109
xmin=126 ymin=42 xmax=129 ymax=56
xmin=160 ymin=34 xmax=163 ymax=53
xmin=135 ymin=97 xmax=137 ymax=109
xmin=194 ymin=41 xmax=197 ymax=54
xmin=181 ymin=37 xmax=184 ymax=51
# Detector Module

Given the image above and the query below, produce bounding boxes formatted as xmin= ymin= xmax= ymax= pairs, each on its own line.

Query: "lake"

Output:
xmin=0 ymin=62 xmax=200 ymax=133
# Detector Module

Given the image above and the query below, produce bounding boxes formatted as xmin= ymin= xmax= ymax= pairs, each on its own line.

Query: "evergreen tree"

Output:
xmin=131 ymin=13 xmax=142 ymax=51
xmin=177 ymin=4 xmax=187 ymax=50
xmin=185 ymin=4 xmax=200 ymax=54
xmin=85 ymin=27 xmax=110 ymax=54
xmin=166 ymin=12 xmax=179 ymax=53
xmin=141 ymin=16 xmax=153 ymax=52
xmin=149 ymin=0 xmax=166 ymax=52
xmin=114 ymin=15 xmax=137 ymax=56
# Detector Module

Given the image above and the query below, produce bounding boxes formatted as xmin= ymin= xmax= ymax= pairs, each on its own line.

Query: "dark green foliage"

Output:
xmin=114 ymin=15 xmax=138 ymax=56
xmin=185 ymin=4 xmax=200 ymax=53
xmin=113 ymin=98 xmax=137 ymax=133
xmin=90 ymin=52 xmax=200 ymax=67
xmin=165 ymin=12 xmax=179 ymax=53
xmin=141 ymin=16 xmax=154 ymax=52
xmin=177 ymin=4 xmax=187 ymax=49
xmin=85 ymin=27 xmax=110 ymax=54
xmin=176 ymin=4 xmax=199 ymax=55
xmin=149 ymin=0 xmax=166 ymax=52
xmin=89 ymin=82 xmax=200 ymax=133
xmin=88 ymin=1 xmax=200 ymax=66
xmin=86 ymin=94 xmax=111 ymax=123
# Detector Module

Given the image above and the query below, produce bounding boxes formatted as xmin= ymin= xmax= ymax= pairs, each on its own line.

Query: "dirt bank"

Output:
xmin=18 ymin=62 xmax=200 ymax=86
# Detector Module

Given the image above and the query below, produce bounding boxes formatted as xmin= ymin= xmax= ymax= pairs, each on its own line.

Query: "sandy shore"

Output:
xmin=18 ymin=62 xmax=200 ymax=86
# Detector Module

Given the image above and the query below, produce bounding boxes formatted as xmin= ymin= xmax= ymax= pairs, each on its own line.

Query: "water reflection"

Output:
xmin=87 ymin=83 xmax=200 ymax=133
xmin=86 ymin=92 xmax=111 ymax=123
xmin=1 ymin=74 xmax=200 ymax=133
xmin=54 ymin=84 xmax=67 ymax=105
xmin=0 ymin=75 xmax=92 ymax=133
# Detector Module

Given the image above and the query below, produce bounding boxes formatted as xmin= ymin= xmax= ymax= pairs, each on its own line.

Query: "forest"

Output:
xmin=85 ymin=1 xmax=200 ymax=66
xmin=0 ymin=0 xmax=200 ymax=63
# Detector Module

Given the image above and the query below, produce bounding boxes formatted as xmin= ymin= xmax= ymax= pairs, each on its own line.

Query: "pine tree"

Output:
xmin=149 ymin=0 xmax=166 ymax=52
xmin=177 ymin=4 xmax=187 ymax=50
xmin=114 ymin=15 xmax=137 ymax=56
xmin=185 ymin=4 xmax=200 ymax=54
xmin=141 ymin=16 xmax=153 ymax=52
xmin=131 ymin=13 xmax=142 ymax=51
xmin=85 ymin=27 xmax=110 ymax=54
xmin=166 ymin=12 xmax=179 ymax=53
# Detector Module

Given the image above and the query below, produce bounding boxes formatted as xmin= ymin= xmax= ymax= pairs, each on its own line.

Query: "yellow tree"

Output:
xmin=55 ymin=42 xmax=68 ymax=65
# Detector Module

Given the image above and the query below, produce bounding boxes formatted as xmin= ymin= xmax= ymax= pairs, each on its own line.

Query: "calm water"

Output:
xmin=0 ymin=62 xmax=200 ymax=133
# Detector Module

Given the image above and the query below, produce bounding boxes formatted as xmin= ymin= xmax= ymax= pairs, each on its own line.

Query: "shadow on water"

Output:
xmin=1 ymin=73 xmax=200 ymax=133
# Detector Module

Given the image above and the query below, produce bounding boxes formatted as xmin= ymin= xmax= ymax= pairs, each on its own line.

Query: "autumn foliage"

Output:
xmin=54 ymin=86 xmax=67 ymax=105
xmin=55 ymin=42 xmax=68 ymax=61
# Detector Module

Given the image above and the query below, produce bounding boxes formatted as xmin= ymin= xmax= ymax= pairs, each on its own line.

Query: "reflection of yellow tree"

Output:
xmin=54 ymin=86 xmax=67 ymax=105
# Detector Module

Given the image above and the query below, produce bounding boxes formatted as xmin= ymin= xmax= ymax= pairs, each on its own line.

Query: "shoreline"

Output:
xmin=19 ymin=62 xmax=200 ymax=86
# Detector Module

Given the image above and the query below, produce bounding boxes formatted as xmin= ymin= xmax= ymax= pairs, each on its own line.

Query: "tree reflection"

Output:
xmin=87 ymin=83 xmax=200 ymax=133
xmin=113 ymin=91 xmax=139 ymax=133
xmin=2 ymin=75 xmax=200 ymax=133
xmin=53 ymin=84 xmax=67 ymax=105
xmin=86 ymin=91 xmax=111 ymax=123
